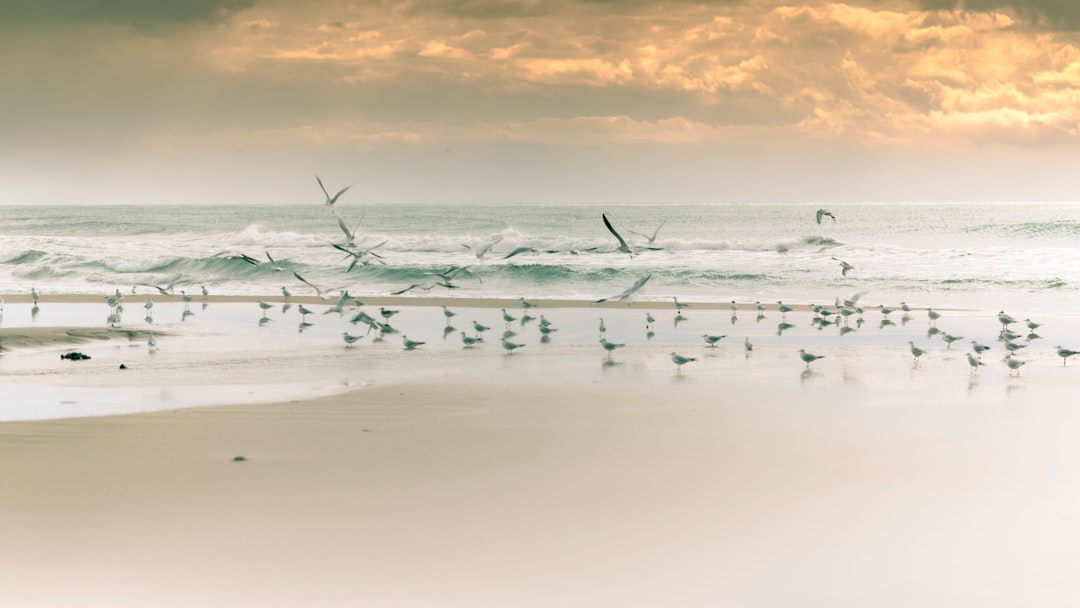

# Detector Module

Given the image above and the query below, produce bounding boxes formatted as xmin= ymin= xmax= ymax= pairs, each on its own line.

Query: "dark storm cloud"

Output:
xmin=4 ymin=0 xmax=255 ymax=26
xmin=917 ymin=0 xmax=1080 ymax=29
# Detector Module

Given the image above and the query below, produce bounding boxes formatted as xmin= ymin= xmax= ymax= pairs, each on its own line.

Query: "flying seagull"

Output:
xmin=627 ymin=221 xmax=666 ymax=244
xmin=593 ymin=274 xmax=652 ymax=304
xmin=832 ymin=257 xmax=854 ymax=277
xmin=602 ymin=213 xmax=636 ymax=258
xmin=316 ymin=175 xmax=352 ymax=206
xmin=816 ymin=208 xmax=837 ymax=224
xmin=463 ymin=236 xmax=503 ymax=266
xmin=292 ymin=271 xmax=328 ymax=299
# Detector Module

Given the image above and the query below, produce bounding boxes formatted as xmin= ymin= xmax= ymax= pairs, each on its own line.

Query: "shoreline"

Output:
xmin=1 ymin=292 xmax=969 ymax=312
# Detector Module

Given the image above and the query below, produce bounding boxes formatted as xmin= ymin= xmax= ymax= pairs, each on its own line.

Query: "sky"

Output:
xmin=3 ymin=0 xmax=1080 ymax=204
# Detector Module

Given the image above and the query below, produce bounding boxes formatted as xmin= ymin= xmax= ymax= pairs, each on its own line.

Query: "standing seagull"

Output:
xmin=702 ymin=334 xmax=726 ymax=347
xmin=1005 ymin=356 xmax=1027 ymax=375
xmin=602 ymin=213 xmax=636 ymax=258
xmin=501 ymin=338 xmax=525 ymax=354
xmin=1056 ymin=346 xmax=1079 ymax=365
xmin=670 ymin=352 xmax=696 ymax=372
xmin=816 ymin=209 xmax=837 ymax=224
xmin=799 ymin=349 xmax=825 ymax=368
xmin=909 ymin=341 xmax=927 ymax=364
xmin=599 ymin=338 xmax=625 ymax=359
xmin=966 ymin=352 xmax=985 ymax=374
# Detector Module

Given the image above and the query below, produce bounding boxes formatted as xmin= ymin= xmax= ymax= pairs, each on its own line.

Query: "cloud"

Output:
xmin=3 ymin=0 xmax=254 ymax=26
xmin=916 ymin=0 xmax=1080 ymax=29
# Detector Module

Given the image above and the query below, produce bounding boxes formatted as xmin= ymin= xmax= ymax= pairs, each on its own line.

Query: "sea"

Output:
xmin=2 ymin=201 xmax=1079 ymax=316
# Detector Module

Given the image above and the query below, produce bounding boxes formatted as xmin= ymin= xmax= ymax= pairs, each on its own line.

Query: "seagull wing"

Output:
xmin=617 ymin=274 xmax=652 ymax=301
xmin=292 ymin=271 xmax=325 ymax=299
xmin=331 ymin=207 xmax=353 ymax=241
xmin=329 ymin=185 xmax=352 ymax=205
xmin=503 ymin=246 xmax=535 ymax=259
xmin=602 ymin=213 xmax=633 ymax=254
xmin=816 ymin=209 xmax=825 ymax=224
xmin=316 ymin=175 xmax=331 ymax=201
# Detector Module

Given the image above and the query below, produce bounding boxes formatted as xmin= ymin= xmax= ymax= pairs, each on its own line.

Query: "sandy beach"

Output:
xmin=4 ymin=295 xmax=1080 ymax=606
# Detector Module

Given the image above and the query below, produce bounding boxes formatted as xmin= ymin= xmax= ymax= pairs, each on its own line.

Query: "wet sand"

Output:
xmin=3 ymin=298 xmax=1080 ymax=606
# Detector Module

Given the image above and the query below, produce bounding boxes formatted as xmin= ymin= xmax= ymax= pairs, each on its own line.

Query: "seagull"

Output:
xmin=461 ymin=332 xmax=483 ymax=348
xmin=519 ymin=297 xmax=538 ymax=310
xmin=599 ymin=338 xmax=625 ymax=358
xmin=316 ymin=175 xmax=352 ymax=206
xmin=342 ymin=332 xmax=362 ymax=348
xmin=379 ymin=307 xmax=399 ymax=320
xmin=645 ymin=312 xmax=655 ymax=329
xmin=442 ymin=306 xmax=457 ymax=324
xmin=30 ymin=288 xmax=39 ymax=305
xmin=503 ymin=246 xmax=536 ymax=260
xmin=816 ymin=208 xmax=837 ymax=224
xmin=593 ymin=274 xmax=651 ymax=304
xmin=941 ymin=333 xmax=963 ymax=348
xmin=927 ymin=308 xmax=941 ymax=325
xmin=292 ymin=271 xmax=329 ymax=300
xmin=998 ymin=311 xmax=1016 ymax=330
xmin=501 ymin=308 xmax=517 ymax=326
xmin=674 ymin=297 xmax=689 ymax=312
xmin=258 ymin=300 xmax=273 ymax=317
xmin=281 ymin=286 xmax=292 ymax=302
xmin=966 ymin=352 xmax=984 ymax=373
xmin=330 ymin=208 xmax=364 ymax=244
xmin=201 ymin=285 xmax=209 ymax=300
xmin=1004 ymin=340 xmax=1026 ymax=354
xmin=702 ymin=334 xmax=727 ymax=347
xmin=602 ymin=213 xmax=636 ymax=258
xmin=297 ymin=304 xmax=315 ymax=320
xmin=909 ymin=341 xmax=926 ymax=362
xmin=627 ymin=221 xmax=666 ymax=244
xmin=670 ymin=352 xmax=696 ymax=371
xmin=144 ymin=297 xmax=154 ymax=312
xmin=472 ymin=320 xmax=490 ymax=335
xmin=598 ymin=318 xmax=606 ymax=337
xmin=1005 ymin=355 xmax=1027 ymax=375
xmin=832 ymin=257 xmax=854 ymax=277
xmin=264 ymin=252 xmax=286 ymax=272
xmin=147 ymin=333 xmax=158 ymax=352
xmin=777 ymin=301 xmax=793 ymax=316
xmin=744 ymin=337 xmax=753 ymax=352
xmin=463 ymin=236 xmax=503 ymax=266
xmin=332 ymin=241 xmax=387 ymax=271
xmin=1056 ymin=346 xmax=1079 ymax=365
xmin=799 ymin=349 xmax=824 ymax=368
xmin=900 ymin=302 xmax=912 ymax=313
xmin=971 ymin=341 xmax=991 ymax=356
xmin=1024 ymin=318 xmax=1042 ymax=332
xmin=501 ymin=338 xmax=525 ymax=354
xmin=402 ymin=335 xmax=425 ymax=350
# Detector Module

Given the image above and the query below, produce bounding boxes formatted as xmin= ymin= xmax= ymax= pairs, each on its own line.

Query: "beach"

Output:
xmin=4 ymin=295 xmax=1080 ymax=606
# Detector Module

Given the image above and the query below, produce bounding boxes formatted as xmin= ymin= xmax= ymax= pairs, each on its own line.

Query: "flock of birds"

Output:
xmin=5 ymin=189 xmax=1076 ymax=378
